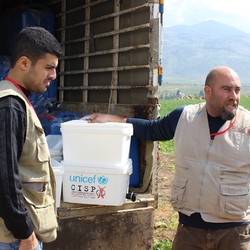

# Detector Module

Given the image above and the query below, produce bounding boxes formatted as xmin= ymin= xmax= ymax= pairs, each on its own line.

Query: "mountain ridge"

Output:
xmin=163 ymin=20 xmax=250 ymax=84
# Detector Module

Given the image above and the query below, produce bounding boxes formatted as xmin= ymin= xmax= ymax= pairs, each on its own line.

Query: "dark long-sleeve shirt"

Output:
xmin=127 ymin=106 xmax=183 ymax=141
xmin=127 ymin=105 xmax=226 ymax=140
xmin=0 ymin=93 xmax=34 ymax=239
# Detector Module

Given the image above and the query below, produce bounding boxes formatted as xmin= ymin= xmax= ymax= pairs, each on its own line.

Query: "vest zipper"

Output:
xmin=198 ymin=139 xmax=214 ymax=212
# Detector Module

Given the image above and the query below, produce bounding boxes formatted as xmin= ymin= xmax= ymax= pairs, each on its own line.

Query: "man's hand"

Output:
xmin=19 ymin=232 xmax=38 ymax=250
xmin=82 ymin=113 xmax=126 ymax=123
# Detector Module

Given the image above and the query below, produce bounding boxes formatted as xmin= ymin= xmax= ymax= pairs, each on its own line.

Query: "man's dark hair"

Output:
xmin=10 ymin=26 xmax=62 ymax=67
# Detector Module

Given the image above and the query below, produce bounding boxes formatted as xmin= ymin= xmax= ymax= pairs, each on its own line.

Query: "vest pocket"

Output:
xmin=23 ymin=183 xmax=58 ymax=238
xmin=34 ymin=122 xmax=50 ymax=162
xmin=170 ymin=171 xmax=188 ymax=209
xmin=219 ymin=184 xmax=249 ymax=218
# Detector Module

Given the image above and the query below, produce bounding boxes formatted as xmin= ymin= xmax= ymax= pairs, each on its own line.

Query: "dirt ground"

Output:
xmin=153 ymin=153 xmax=177 ymax=242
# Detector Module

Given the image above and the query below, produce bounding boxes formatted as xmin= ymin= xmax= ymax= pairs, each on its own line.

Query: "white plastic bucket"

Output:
xmin=46 ymin=134 xmax=63 ymax=162
xmin=62 ymin=159 xmax=132 ymax=206
xmin=60 ymin=120 xmax=133 ymax=165
xmin=51 ymin=158 xmax=64 ymax=208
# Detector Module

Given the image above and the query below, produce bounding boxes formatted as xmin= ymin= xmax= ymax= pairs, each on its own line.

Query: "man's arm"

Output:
xmin=83 ymin=106 xmax=184 ymax=141
xmin=0 ymin=96 xmax=35 ymax=241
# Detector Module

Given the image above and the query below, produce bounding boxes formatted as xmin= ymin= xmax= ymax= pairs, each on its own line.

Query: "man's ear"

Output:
xmin=18 ymin=56 xmax=31 ymax=71
xmin=204 ymin=85 xmax=212 ymax=99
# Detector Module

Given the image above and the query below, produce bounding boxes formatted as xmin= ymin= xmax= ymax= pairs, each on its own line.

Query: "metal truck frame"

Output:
xmin=0 ymin=0 xmax=163 ymax=249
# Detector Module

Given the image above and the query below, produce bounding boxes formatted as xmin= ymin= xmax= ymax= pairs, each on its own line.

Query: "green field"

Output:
xmin=159 ymin=83 xmax=250 ymax=99
xmin=160 ymin=94 xmax=250 ymax=115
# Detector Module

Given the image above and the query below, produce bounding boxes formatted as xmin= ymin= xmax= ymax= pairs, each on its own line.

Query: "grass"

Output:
xmin=159 ymin=97 xmax=204 ymax=156
xmin=153 ymin=95 xmax=250 ymax=250
xmin=240 ymin=95 xmax=250 ymax=109
xmin=153 ymin=239 xmax=173 ymax=250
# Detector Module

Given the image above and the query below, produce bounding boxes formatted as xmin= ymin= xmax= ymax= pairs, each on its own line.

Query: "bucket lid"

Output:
xmin=51 ymin=159 xmax=64 ymax=174
xmin=46 ymin=135 xmax=63 ymax=155
xmin=50 ymin=158 xmax=61 ymax=166
xmin=60 ymin=120 xmax=133 ymax=134
xmin=52 ymin=167 xmax=64 ymax=174
xmin=61 ymin=158 xmax=133 ymax=169
xmin=62 ymin=159 xmax=132 ymax=175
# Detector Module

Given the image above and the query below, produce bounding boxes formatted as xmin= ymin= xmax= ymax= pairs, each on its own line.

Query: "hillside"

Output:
xmin=163 ymin=20 xmax=250 ymax=84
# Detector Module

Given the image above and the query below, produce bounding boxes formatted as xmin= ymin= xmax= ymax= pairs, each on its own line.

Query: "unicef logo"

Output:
xmin=98 ymin=176 xmax=108 ymax=184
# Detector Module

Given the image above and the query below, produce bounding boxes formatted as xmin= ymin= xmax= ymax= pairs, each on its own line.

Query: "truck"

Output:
xmin=0 ymin=0 xmax=163 ymax=249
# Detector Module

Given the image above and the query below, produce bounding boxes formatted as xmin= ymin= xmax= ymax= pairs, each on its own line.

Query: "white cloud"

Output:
xmin=203 ymin=0 xmax=249 ymax=16
xmin=164 ymin=0 xmax=250 ymax=33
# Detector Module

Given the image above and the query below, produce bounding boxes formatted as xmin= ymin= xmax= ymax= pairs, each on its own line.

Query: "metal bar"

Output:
xmin=56 ymin=0 xmax=109 ymax=18
xmin=61 ymin=44 xmax=150 ymax=60
xmin=58 ymin=0 xmax=66 ymax=103
xmin=83 ymin=0 xmax=91 ymax=103
xmin=59 ymin=65 xmax=150 ymax=75
xmin=57 ymin=3 xmax=149 ymax=32
xmin=58 ymin=85 xmax=150 ymax=90
xmin=61 ymin=23 xmax=150 ymax=45
xmin=109 ymin=0 xmax=120 ymax=105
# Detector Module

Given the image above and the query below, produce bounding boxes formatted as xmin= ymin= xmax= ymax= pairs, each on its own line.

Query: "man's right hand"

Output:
xmin=82 ymin=113 xmax=126 ymax=123
xmin=19 ymin=231 xmax=38 ymax=250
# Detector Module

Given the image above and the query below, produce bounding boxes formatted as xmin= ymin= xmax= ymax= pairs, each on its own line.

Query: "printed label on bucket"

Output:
xmin=63 ymin=164 xmax=132 ymax=206
xmin=66 ymin=173 xmax=109 ymax=200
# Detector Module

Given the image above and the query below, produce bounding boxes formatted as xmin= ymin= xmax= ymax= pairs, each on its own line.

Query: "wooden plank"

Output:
xmin=44 ymin=206 xmax=154 ymax=250
xmin=58 ymin=85 xmax=150 ymax=90
xmin=57 ymin=194 xmax=156 ymax=219
xmin=83 ymin=1 xmax=90 ymax=103
xmin=59 ymin=65 xmax=150 ymax=75
xmin=57 ymin=3 xmax=149 ymax=32
xmin=58 ymin=0 xmax=66 ymax=104
xmin=60 ymin=102 xmax=158 ymax=118
xmin=61 ymin=23 xmax=150 ymax=45
xmin=61 ymin=44 xmax=150 ymax=60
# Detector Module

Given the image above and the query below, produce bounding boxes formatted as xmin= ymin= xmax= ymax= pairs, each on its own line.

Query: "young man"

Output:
xmin=0 ymin=27 xmax=62 ymax=250
xmin=83 ymin=66 xmax=250 ymax=250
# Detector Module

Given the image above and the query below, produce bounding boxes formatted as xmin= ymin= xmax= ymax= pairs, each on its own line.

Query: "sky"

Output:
xmin=164 ymin=0 xmax=250 ymax=34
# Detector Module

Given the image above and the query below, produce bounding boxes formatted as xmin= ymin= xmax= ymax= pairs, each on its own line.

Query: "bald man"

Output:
xmin=83 ymin=66 xmax=250 ymax=250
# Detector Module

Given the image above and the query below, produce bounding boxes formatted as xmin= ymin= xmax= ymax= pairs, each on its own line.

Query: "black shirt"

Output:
xmin=0 ymin=90 xmax=34 ymax=239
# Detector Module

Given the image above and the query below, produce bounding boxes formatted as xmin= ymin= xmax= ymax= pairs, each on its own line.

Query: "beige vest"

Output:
xmin=171 ymin=102 xmax=250 ymax=223
xmin=0 ymin=80 xmax=57 ymax=243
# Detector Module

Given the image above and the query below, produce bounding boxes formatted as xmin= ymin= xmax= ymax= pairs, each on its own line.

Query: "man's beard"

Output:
xmin=221 ymin=105 xmax=237 ymax=121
